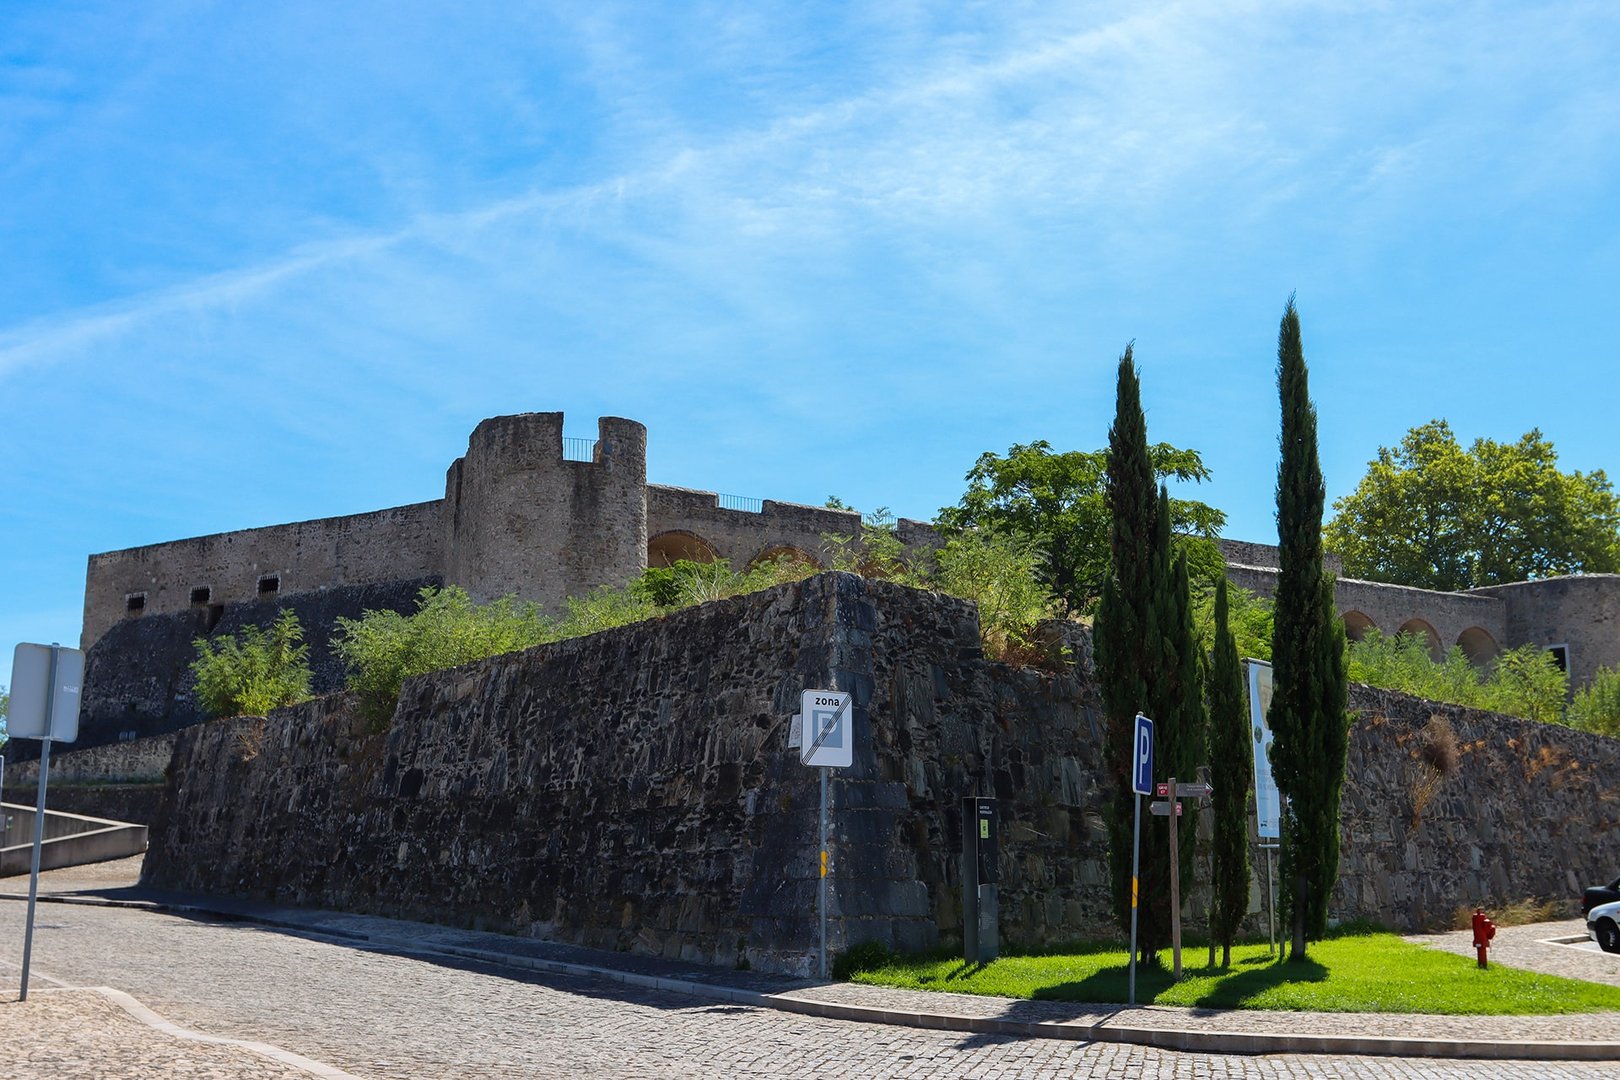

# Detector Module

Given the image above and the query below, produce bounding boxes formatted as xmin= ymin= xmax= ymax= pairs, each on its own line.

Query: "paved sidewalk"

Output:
xmin=6 ymin=857 xmax=1620 ymax=1065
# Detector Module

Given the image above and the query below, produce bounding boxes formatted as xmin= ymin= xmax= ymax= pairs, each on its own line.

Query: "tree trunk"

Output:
xmin=1290 ymin=874 xmax=1309 ymax=960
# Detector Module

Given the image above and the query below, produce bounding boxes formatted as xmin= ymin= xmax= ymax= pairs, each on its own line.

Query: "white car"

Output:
xmin=1587 ymin=899 xmax=1620 ymax=953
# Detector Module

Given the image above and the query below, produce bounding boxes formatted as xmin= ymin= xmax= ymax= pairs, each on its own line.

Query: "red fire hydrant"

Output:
xmin=1472 ymin=909 xmax=1497 ymax=969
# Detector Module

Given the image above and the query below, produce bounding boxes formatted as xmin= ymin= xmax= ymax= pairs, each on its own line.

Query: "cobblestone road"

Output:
xmin=0 ymin=898 xmax=1616 ymax=1080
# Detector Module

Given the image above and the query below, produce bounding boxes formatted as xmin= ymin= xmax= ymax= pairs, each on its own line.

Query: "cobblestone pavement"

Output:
xmin=0 ymin=988 xmax=324 ymax=1080
xmin=1 ymin=859 xmax=1618 ymax=1078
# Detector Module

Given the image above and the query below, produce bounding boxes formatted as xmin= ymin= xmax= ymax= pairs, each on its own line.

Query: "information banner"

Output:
xmin=1244 ymin=659 xmax=1280 ymax=839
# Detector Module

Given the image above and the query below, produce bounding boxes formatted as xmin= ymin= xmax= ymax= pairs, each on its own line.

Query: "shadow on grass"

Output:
xmin=1027 ymin=955 xmax=1329 ymax=1010
xmin=1190 ymin=956 xmax=1328 ymax=1009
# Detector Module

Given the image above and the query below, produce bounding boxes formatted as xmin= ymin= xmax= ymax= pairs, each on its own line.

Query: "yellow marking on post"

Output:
xmin=1131 ymin=877 xmax=1139 ymax=907
xmin=820 ymin=851 xmax=828 ymax=878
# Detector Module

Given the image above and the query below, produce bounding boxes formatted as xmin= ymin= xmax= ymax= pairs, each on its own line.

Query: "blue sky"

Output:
xmin=3 ymin=1 xmax=1619 ymax=691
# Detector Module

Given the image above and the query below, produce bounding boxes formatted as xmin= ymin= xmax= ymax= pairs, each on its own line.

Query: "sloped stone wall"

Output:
xmin=141 ymin=572 xmax=1620 ymax=974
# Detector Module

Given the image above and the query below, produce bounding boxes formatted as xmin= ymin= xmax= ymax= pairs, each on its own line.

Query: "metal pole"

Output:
xmin=1168 ymin=776 xmax=1181 ymax=980
xmin=1128 ymin=790 xmax=1141 ymax=1005
xmin=20 ymin=644 xmax=58 ymax=1001
xmin=1264 ymin=844 xmax=1276 ymax=957
xmin=818 ymin=764 xmax=828 ymax=979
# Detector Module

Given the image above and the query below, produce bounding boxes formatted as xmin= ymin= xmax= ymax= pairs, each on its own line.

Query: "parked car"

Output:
xmin=1587 ymin=899 xmax=1620 ymax=953
xmin=1584 ymin=877 xmax=1620 ymax=916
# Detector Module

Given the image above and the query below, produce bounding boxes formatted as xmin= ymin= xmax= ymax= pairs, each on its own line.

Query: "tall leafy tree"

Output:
xmin=1206 ymin=576 xmax=1252 ymax=967
xmin=1096 ymin=349 xmax=1205 ymax=961
xmin=1267 ymin=297 xmax=1349 ymax=960
xmin=938 ymin=438 xmax=1225 ymax=612
xmin=1325 ymin=420 xmax=1620 ymax=590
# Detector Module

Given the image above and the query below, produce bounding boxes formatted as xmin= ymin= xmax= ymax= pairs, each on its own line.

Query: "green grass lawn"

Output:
xmin=847 ymin=933 xmax=1620 ymax=1015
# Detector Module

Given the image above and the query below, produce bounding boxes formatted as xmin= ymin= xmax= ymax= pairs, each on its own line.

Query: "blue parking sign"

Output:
xmin=1132 ymin=714 xmax=1154 ymax=796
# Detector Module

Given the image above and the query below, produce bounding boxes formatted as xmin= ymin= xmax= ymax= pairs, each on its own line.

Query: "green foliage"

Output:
xmin=931 ymin=528 xmax=1057 ymax=661
xmin=1206 ymin=578 xmax=1253 ymax=967
xmin=1485 ymin=645 xmax=1569 ymax=724
xmin=335 ymin=586 xmax=551 ymax=725
xmin=1346 ymin=631 xmax=1569 ymax=725
xmin=1094 ymin=349 xmax=1206 ymax=961
xmin=831 ymin=939 xmax=897 ymax=980
xmin=937 ymin=431 xmax=1225 ymax=612
xmin=189 ymin=610 xmax=314 ymax=719
xmin=846 ymin=933 xmax=1620 ymax=1014
xmin=1192 ymin=582 xmax=1273 ymax=662
xmin=1268 ymin=297 xmax=1349 ymax=959
xmin=337 ymin=559 xmax=823 ymax=727
xmin=1326 ymin=419 xmax=1620 ymax=590
xmin=820 ymin=506 xmax=913 ymax=580
xmin=1570 ymin=666 xmax=1620 ymax=736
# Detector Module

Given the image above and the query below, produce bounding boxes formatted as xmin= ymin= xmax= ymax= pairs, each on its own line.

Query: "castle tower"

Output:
xmin=442 ymin=413 xmax=649 ymax=609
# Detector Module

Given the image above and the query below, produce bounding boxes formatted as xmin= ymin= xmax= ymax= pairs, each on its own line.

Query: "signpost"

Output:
xmin=799 ymin=689 xmax=852 ymax=979
xmin=1128 ymin=713 xmax=1152 ymax=1006
xmin=1245 ymin=659 xmax=1281 ymax=954
xmin=9 ymin=642 xmax=85 ymax=1000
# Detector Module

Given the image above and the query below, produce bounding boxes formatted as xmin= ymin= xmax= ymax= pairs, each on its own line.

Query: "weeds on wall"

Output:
xmin=1407 ymin=715 xmax=1459 ymax=827
xmin=189 ymin=609 xmax=313 ymax=720
xmin=1346 ymin=630 xmax=1569 ymax=728
xmin=1568 ymin=666 xmax=1620 ymax=736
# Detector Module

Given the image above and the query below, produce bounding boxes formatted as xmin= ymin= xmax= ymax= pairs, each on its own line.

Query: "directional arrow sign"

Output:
xmin=1176 ymin=782 xmax=1213 ymax=799
xmin=1149 ymin=800 xmax=1184 ymax=817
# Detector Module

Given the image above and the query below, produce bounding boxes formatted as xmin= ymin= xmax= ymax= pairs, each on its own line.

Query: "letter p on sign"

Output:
xmin=1132 ymin=714 xmax=1154 ymax=796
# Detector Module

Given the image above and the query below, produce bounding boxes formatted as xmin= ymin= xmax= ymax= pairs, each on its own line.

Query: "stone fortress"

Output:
xmin=77 ymin=410 xmax=1620 ymax=754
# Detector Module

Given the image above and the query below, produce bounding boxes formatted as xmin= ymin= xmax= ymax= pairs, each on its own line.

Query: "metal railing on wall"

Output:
xmin=718 ymin=494 xmax=764 ymax=513
xmin=562 ymin=437 xmax=598 ymax=462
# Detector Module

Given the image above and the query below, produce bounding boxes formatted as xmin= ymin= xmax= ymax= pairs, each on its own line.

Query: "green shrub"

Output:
xmin=1569 ymin=666 xmax=1620 ymax=736
xmin=190 ymin=610 xmax=313 ymax=718
xmin=931 ymin=529 xmax=1056 ymax=662
xmin=1192 ymin=582 xmax=1274 ymax=662
xmin=1483 ymin=645 xmax=1568 ymax=725
xmin=335 ymin=586 xmax=551 ymax=726
xmin=1346 ymin=630 xmax=1568 ymax=725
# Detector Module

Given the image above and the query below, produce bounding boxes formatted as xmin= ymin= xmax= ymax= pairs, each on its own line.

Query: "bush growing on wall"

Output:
xmin=190 ymin=610 xmax=313 ymax=718
xmin=335 ymin=586 xmax=551 ymax=725
xmin=1569 ymin=666 xmax=1620 ymax=736
xmin=931 ymin=528 xmax=1056 ymax=662
xmin=1345 ymin=630 xmax=1569 ymax=725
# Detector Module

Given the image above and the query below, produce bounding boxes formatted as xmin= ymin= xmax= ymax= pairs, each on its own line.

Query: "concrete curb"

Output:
xmin=12 ymin=891 xmax=1620 ymax=1062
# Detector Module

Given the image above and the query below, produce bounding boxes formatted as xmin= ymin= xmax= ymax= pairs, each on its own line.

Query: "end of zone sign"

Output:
xmin=800 ymin=690 xmax=852 ymax=768
xmin=1132 ymin=713 xmax=1154 ymax=796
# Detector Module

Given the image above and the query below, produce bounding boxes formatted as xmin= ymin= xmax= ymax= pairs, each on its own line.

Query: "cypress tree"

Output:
xmin=1096 ymin=346 xmax=1165 ymax=956
xmin=1160 ymin=502 xmax=1204 ymax=902
xmin=1206 ymin=576 xmax=1252 ymax=967
xmin=1096 ymin=352 xmax=1205 ymax=961
xmin=1267 ymin=297 xmax=1349 ymax=960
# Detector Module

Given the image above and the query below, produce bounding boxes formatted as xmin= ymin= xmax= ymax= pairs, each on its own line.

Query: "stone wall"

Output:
xmin=1474 ymin=575 xmax=1620 ymax=687
xmin=1336 ymin=684 xmax=1620 ymax=927
xmin=144 ymin=573 xmax=1114 ymax=971
xmin=57 ymin=577 xmax=437 ymax=757
xmin=83 ymin=501 xmax=443 ymax=649
xmin=140 ymin=572 xmax=1620 ymax=973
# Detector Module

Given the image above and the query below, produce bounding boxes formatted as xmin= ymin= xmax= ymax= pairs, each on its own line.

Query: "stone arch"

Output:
xmin=1457 ymin=626 xmax=1500 ymax=667
xmin=749 ymin=544 xmax=820 ymax=570
xmin=1342 ymin=610 xmax=1378 ymax=642
xmin=1397 ymin=618 xmax=1444 ymax=661
xmin=647 ymin=530 xmax=719 ymax=567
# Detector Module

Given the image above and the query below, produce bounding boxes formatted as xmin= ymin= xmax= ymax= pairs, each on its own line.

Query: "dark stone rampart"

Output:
xmin=141 ymin=573 xmax=1620 ymax=972
xmin=52 ymin=577 xmax=438 ymax=760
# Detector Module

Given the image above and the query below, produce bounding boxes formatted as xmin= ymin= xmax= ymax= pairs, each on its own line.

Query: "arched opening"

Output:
xmin=1342 ymin=610 xmax=1378 ymax=642
xmin=647 ymin=530 xmax=719 ymax=568
xmin=1397 ymin=618 xmax=1444 ymax=661
xmin=1457 ymin=626 xmax=1500 ymax=668
xmin=749 ymin=544 xmax=820 ymax=571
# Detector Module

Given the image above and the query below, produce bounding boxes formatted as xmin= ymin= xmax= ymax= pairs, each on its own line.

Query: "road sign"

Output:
xmin=799 ymin=690 xmax=852 ymax=768
xmin=1131 ymin=714 xmax=1154 ymax=796
xmin=1157 ymin=780 xmax=1213 ymax=799
xmin=1149 ymin=800 xmax=1184 ymax=816
xmin=9 ymin=643 xmax=84 ymax=742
